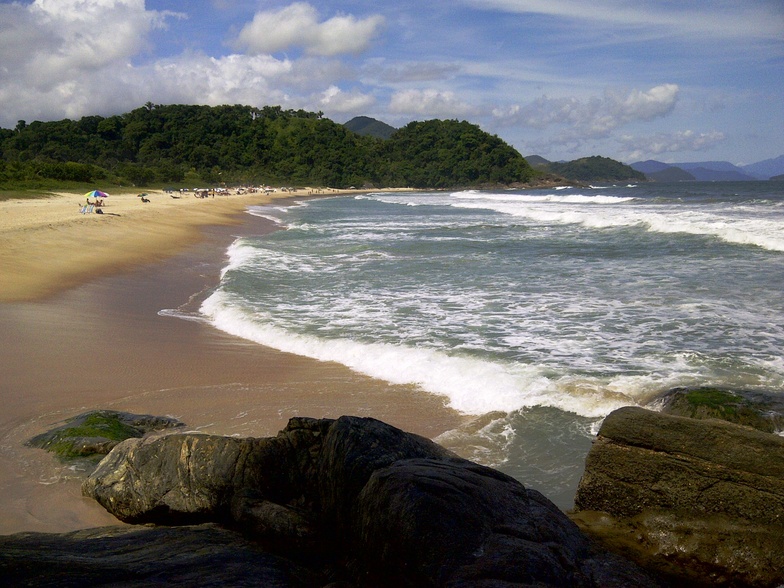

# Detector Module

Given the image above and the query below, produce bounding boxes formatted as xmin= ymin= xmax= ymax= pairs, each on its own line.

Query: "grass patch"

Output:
xmin=0 ymin=189 xmax=58 ymax=202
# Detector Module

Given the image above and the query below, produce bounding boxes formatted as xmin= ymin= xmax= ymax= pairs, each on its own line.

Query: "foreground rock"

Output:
xmin=573 ymin=406 xmax=784 ymax=587
xmin=0 ymin=524 xmax=319 ymax=587
xmin=79 ymin=415 xmax=660 ymax=587
xmin=26 ymin=409 xmax=184 ymax=459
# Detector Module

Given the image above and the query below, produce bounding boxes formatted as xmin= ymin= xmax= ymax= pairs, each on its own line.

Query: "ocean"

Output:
xmin=197 ymin=181 xmax=784 ymax=509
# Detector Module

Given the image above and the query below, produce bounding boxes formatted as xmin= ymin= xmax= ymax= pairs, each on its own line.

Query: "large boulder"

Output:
xmin=573 ymin=406 xmax=784 ymax=587
xmin=81 ymin=415 xmax=661 ymax=587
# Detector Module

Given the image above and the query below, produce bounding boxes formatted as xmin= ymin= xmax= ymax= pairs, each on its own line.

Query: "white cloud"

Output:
xmin=0 ymin=0 xmax=183 ymax=124
xmin=235 ymin=3 xmax=384 ymax=57
xmin=0 ymin=1 xmax=372 ymax=127
xmin=619 ymin=130 xmax=726 ymax=161
xmin=493 ymin=84 xmax=679 ymax=147
xmin=320 ymin=85 xmax=376 ymax=114
xmin=389 ymin=89 xmax=478 ymax=118
xmin=462 ymin=0 xmax=784 ymax=40
xmin=363 ymin=59 xmax=462 ymax=83
xmin=149 ymin=53 xmax=294 ymax=107
xmin=18 ymin=0 xmax=176 ymax=85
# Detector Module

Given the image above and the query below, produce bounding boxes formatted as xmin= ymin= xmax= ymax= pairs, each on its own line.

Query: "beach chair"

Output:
xmin=80 ymin=204 xmax=94 ymax=214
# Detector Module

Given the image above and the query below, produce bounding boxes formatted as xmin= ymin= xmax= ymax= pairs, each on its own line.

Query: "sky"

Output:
xmin=1 ymin=0 xmax=782 ymax=165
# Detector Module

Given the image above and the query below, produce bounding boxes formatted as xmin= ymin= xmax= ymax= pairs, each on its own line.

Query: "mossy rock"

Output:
xmin=26 ymin=410 xmax=184 ymax=460
xmin=659 ymin=387 xmax=784 ymax=434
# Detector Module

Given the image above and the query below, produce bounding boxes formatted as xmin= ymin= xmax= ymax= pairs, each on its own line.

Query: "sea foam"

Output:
xmin=448 ymin=191 xmax=784 ymax=252
xmin=200 ymin=290 xmax=696 ymax=418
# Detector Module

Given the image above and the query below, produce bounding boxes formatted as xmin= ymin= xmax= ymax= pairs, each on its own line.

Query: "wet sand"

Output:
xmin=0 ymin=194 xmax=463 ymax=534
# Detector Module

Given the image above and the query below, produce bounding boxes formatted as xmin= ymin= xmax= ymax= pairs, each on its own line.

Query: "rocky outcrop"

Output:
xmin=573 ymin=406 xmax=784 ymax=587
xmin=656 ymin=386 xmax=784 ymax=434
xmin=79 ymin=415 xmax=661 ymax=587
xmin=26 ymin=410 xmax=184 ymax=459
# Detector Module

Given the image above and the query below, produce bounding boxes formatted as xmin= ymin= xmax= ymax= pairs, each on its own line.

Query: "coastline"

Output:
xmin=0 ymin=187 xmax=386 ymax=303
xmin=0 ymin=187 xmax=464 ymax=534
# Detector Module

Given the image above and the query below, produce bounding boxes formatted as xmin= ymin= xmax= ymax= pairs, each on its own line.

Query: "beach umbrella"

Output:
xmin=84 ymin=190 xmax=109 ymax=199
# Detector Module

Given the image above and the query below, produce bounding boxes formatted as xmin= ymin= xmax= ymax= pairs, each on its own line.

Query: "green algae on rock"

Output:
xmin=26 ymin=410 xmax=184 ymax=460
xmin=658 ymin=386 xmax=784 ymax=433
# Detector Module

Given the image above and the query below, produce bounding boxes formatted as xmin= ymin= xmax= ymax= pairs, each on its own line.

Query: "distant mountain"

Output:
xmin=631 ymin=156 xmax=784 ymax=181
xmin=531 ymin=154 xmax=784 ymax=183
xmin=630 ymin=160 xmax=673 ymax=174
xmin=343 ymin=116 xmax=396 ymax=139
xmin=647 ymin=167 xmax=696 ymax=182
xmin=684 ymin=167 xmax=757 ymax=181
xmin=677 ymin=160 xmax=745 ymax=173
xmin=771 ymin=174 xmax=784 ymax=181
xmin=524 ymin=155 xmax=551 ymax=169
xmin=675 ymin=161 xmax=756 ymax=181
xmin=544 ymin=156 xmax=646 ymax=183
xmin=630 ymin=160 xmax=695 ymax=182
xmin=741 ymin=155 xmax=784 ymax=180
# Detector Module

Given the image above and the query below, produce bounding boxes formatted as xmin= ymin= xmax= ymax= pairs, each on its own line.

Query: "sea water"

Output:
xmin=198 ymin=182 xmax=784 ymax=508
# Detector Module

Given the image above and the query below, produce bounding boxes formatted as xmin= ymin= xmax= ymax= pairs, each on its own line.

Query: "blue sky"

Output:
xmin=1 ymin=0 xmax=782 ymax=164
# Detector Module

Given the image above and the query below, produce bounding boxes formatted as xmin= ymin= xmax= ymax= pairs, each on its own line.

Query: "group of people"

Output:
xmin=80 ymin=196 xmax=106 ymax=214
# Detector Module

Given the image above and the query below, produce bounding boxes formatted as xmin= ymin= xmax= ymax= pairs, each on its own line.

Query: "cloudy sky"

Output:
xmin=1 ymin=0 xmax=782 ymax=164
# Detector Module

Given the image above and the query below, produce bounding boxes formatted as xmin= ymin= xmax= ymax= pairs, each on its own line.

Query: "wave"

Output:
xmin=452 ymin=191 xmax=635 ymax=205
xmin=451 ymin=199 xmax=784 ymax=252
xmin=246 ymin=212 xmax=286 ymax=225
xmin=198 ymin=290 xmax=727 ymax=418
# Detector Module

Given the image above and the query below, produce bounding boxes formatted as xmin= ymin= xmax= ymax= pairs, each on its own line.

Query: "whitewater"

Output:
xmin=195 ymin=181 xmax=784 ymax=507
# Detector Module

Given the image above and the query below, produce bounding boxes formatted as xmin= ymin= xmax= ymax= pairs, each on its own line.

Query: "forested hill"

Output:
xmin=0 ymin=104 xmax=535 ymax=190
xmin=343 ymin=116 xmax=396 ymax=139
xmin=531 ymin=155 xmax=646 ymax=183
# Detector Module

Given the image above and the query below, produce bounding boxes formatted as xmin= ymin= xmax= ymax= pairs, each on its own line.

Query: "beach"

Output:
xmin=0 ymin=188 xmax=463 ymax=534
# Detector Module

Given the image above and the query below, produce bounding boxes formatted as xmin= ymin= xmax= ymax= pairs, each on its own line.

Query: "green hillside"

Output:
xmin=543 ymin=156 xmax=646 ymax=182
xmin=344 ymin=116 xmax=396 ymax=139
xmin=0 ymin=104 xmax=534 ymax=190
xmin=376 ymin=120 xmax=535 ymax=189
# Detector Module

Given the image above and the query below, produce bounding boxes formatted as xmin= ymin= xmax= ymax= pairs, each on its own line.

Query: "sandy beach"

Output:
xmin=0 ymin=188 xmax=341 ymax=303
xmin=0 ymin=187 xmax=463 ymax=535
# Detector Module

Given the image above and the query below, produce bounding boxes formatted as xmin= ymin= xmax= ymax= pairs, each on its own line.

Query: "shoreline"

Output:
xmin=0 ymin=187 xmax=465 ymax=535
xmin=0 ymin=187 xmax=400 ymax=303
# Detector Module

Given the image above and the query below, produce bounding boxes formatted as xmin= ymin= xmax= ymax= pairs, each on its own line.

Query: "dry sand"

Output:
xmin=0 ymin=188 xmax=341 ymax=302
xmin=0 ymin=187 xmax=464 ymax=535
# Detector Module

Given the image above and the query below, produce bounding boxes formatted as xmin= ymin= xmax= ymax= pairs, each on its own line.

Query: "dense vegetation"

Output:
xmin=343 ymin=116 xmax=396 ymax=140
xmin=0 ymin=104 xmax=535 ymax=190
xmin=374 ymin=120 xmax=535 ymax=188
xmin=544 ymin=156 xmax=646 ymax=182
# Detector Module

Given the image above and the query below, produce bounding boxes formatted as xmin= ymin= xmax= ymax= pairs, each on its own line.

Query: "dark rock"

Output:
xmin=573 ymin=406 xmax=784 ymax=587
xmin=656 ymin=386 xmax=784 ymax=433
xmin=84 ymin=434 xmax=270 ymax=524
xmin=353 ymin=458 xmax=655 ymax=587
xmin=80 ymin=415 xmax=661 ymax=587
xmin=0 ymin=524 xmax=320 ymax=587
xmin=26 ymin=410 xmax=184 ymax=459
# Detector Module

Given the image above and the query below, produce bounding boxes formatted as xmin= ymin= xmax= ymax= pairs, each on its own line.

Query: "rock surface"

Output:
xmin=573 ymin=406 xmax=784 ymax=587
xmin=77 ymin=415 xmax=661 ymax=587
xmin=657 ymin=386 xmax=784 ymax=433
xmin=26 ymin=409 xmax=184 ymax=459
xmin=0 ymin=524 xmax=319 ymax=587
